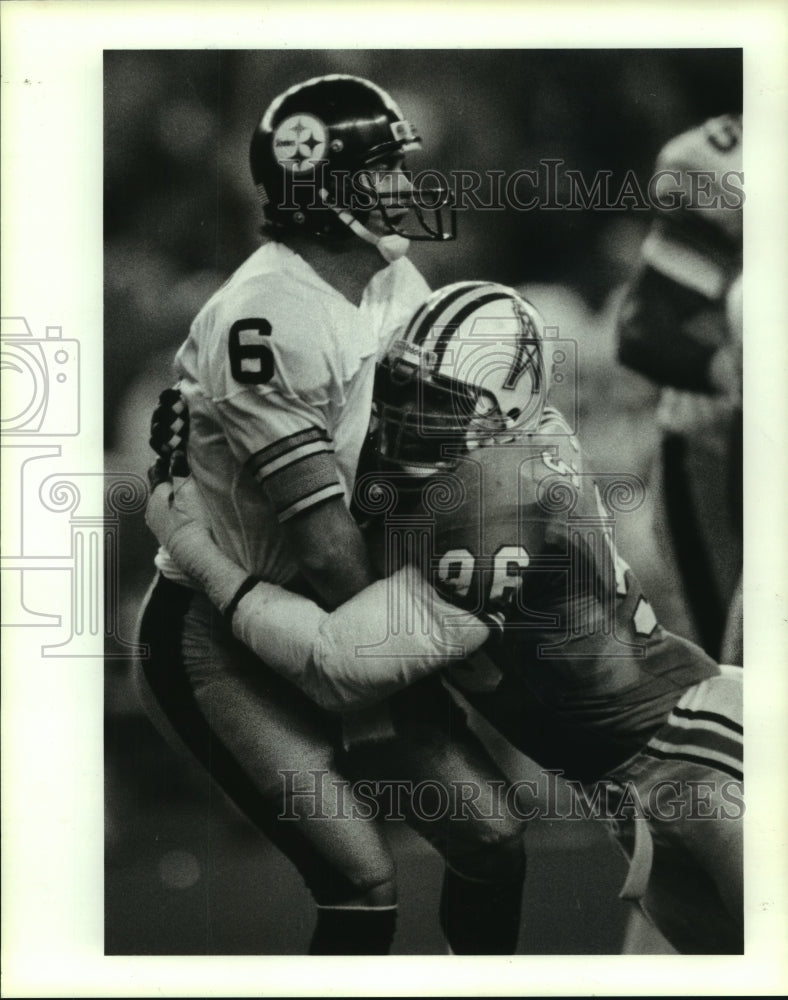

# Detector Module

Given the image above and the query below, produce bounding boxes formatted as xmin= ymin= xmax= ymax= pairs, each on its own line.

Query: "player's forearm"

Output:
xmin=216 ymin=566 xmax=491 ymax=711
xmin=147 ymin=484 xmax=489 ymax=708
xmin=303 ymin=565 xmax=491 ymax=709
xmin=284 ymin=503 xmax=377 ymax=609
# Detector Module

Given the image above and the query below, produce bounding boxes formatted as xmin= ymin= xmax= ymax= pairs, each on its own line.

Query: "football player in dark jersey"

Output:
xmin=149 ymin=281 xmax=743 ymax=954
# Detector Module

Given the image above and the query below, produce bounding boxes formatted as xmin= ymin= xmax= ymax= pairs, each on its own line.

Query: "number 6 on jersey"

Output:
xmin=229 ymin=318 xmax=275 ymax=384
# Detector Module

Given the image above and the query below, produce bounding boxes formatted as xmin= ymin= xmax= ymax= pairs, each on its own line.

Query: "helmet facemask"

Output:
xmin=373 ymin=358 xmax=511 ymax=477
xmin=318 ymin=157 xmax=455 ymax=259
xmin=372 ymin=281 xmax=549 ymax=475
xmin=350 ymin=161 xmax=456 ymax=242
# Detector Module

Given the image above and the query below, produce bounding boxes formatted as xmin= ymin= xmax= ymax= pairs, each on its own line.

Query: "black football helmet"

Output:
xmin=249 ymin=74 xmax=455 ymax=250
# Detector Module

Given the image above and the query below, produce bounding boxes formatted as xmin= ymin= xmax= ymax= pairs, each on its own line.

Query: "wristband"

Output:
xmin=224 ymin=575 xmax=263 ymax=625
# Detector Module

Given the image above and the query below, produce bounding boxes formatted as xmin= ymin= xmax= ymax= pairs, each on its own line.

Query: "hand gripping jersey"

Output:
xmin=406 ymin=407 xmax=719 ymax=782
xmin=156 ymin=240 xmax=429 ymax=587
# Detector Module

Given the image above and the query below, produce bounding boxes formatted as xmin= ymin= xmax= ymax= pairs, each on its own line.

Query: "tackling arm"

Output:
xmin=146 ymin=479 xmax=490 ymax=710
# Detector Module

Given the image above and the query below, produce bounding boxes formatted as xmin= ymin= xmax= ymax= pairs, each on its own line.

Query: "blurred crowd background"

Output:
xmin=104 ymin=48 xmax=741 ymax=954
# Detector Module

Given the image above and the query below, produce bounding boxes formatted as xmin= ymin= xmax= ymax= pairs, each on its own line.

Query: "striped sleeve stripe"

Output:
xmin=662 ymin=711 xmax=743 ymax=745
xmin=246 ymin=427 xmax=331 ymax=479
xmin=643 ymin=746 xmax=743 ymax=783
xmin=277 ymin=483 xmax=346 ymax=523
xmin=252 ymin=440 xmax=335 ymax=482
xmin=263 ymin=450 xmax=344 ymax=519
xmin=646 ymin=735 xmax=742 ymax=781
xmin=671 ymin=706 xmax=743 ymax=735
xmin=541 ymin=404 xmax=573 ymax=434
xmin=651 ymin=721 xmax=742 ymax=764
xmin=641 ymin=224 xmax=726 ymax=299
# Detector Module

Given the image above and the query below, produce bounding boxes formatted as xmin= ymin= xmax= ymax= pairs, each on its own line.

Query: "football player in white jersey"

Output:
xmin=148 ymin=281 xmax=743 ymax=954
xmin=617 ymin=114 xmax=743 ymax=665
xmin=137 ymin=76 xmax=527 ymax=955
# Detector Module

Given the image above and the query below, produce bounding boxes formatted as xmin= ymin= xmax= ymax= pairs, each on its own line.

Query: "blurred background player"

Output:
xmin=148 ymin=282 xmax=743 ymax=953
xmin=616 ymin=114 xmax=743 ymax=664
xmin=136 ymin=75 xmax=526 ymax=956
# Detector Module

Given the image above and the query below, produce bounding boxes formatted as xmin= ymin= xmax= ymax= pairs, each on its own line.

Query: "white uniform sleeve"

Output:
xmin=216 ymin=390 xmax=346 ymax=520
xmin=195 ymin=278 xmax=349 ymax=521
xmin=376 ymin=257 xmax=431 ymax=360
xmin=233 ymin=564 xmax=491 ymax=710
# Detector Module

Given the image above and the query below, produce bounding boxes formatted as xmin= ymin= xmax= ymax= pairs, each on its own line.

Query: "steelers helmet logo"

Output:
xmin=272 ymin=114 xmax=328 ymax=171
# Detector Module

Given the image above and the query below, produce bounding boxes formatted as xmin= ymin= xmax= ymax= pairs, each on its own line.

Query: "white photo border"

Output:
xmin=2 ymin=0 xmax=787 ymax=996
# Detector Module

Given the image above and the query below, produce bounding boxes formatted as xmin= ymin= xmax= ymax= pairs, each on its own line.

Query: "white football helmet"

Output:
xmin=373 ymin=281 xmax=548 ymax=475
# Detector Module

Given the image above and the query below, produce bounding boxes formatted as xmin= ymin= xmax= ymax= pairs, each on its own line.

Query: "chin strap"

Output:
xmin=319 ymin=189 xmax=411 ymax=262
xmin=376 ymin=233 xmax=412 ymax=263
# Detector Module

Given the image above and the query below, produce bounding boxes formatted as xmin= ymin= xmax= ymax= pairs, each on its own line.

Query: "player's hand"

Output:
xmin=148 ymin=386 xmax=191 ymax=490
xmin=145 ymin=474 xmax=202 ymax=551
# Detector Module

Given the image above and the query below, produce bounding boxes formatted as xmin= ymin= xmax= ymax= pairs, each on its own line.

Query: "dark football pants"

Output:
xmin=135 ymin=574 xmax=526 ymax=952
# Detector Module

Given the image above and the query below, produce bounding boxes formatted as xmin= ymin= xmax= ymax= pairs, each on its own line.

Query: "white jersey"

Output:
xmin=156 ymin=240 xmax=429 ymax=587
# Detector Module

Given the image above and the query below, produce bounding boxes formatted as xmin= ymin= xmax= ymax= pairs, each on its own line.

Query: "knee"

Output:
xmin=347 ymin=870 xmax=398 ymax=909
xmin=328 ymin=845 xmax=398 ymax=908
xmin=341 ymin=843 xmax=399 ymax=906
xmin=447 ymin=821 xmax=527 ymax=884
xmin=433 ymin=786 xmax=528 ymax=882
xmin=313 ymin=860 xmax=398 ymax=909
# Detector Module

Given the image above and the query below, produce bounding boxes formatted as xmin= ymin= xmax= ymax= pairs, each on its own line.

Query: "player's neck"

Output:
xmin=284 ymin=234 xmax=393 ymax=308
